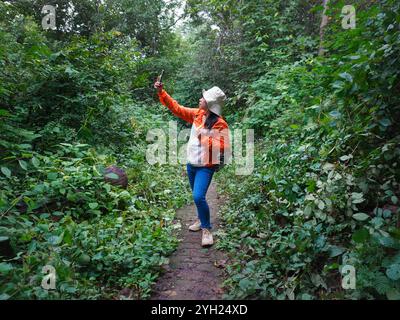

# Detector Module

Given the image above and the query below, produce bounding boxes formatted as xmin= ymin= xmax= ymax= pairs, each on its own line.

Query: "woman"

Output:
xmin=154 ymin=80 xmax=230 ymax=247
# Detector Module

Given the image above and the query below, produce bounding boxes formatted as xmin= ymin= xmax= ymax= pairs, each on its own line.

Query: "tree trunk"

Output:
xmin=318 ymin=0 xmax=330 ymax=56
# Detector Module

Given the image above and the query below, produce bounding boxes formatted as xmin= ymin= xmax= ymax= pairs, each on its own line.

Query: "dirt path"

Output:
xmin=151 ymin=182 xmax=227 ymax=300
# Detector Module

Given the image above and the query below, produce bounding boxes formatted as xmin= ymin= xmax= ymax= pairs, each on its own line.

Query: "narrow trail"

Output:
xmin=151 ymin=182 xmax=227 ymax=300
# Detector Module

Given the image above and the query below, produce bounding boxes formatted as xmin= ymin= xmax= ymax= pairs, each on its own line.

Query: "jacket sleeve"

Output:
xmin=158 ymin=89 xmax=197 ymax=124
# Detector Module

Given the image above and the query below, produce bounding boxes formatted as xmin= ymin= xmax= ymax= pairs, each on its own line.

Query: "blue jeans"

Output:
xmin=186 ymin=163 xmax=215 ymax=229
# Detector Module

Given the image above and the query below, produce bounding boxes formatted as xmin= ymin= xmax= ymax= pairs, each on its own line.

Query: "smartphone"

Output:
xmin=157 ymin=69 xmax=164 ymax=83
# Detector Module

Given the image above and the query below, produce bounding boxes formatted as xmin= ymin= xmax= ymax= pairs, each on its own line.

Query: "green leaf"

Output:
xmin=0 ymin=262 xmax=13 ymax=275
xmin=105 ymin=172 xmax=119 ymax=180
xmin=383 ymin=209 xmax=392 ymax=219
xmin=0 ymin=109 xmax=11 ymax=117
xmin=31 ymin=157 xmax=40 ymax=168
xmin=0 ymin=293 xmax=10 ymax=300
xmin=300 ymin=293 xmax=314 ymax=300
xmin=89 ymin=202 xmax=98 ymax=209
xmin=329 ymin=110 xmax=341 ymax=119
xmin=78 ymin=127 xmax=93 ymax=139
xmin=352 ymin=213 xmax=370 ymax=221
xmin=352 ymin=228 xmax=370 ymax=243
xmin=18 ymin=160 xmax=28 ymax=170
xmin=340 ymin=155 xmax=352 ymax=161
xmin=65 ymin=65 xmax=78 ymax=75
xmin=332 ymin=81 xmax=344 ymax=90
xmin=351 ymin=192 xmax=364 ymax=202
xmin=373 ymin=273 xmax=391 ymax=295
xmin=239 ymin=278 xmax=253 ymax=291
xmin=48 ymin=234 xmax=63 ymax=245
xmin=47 ymin=172 xmax=58 ymax=180
xmin=78 ymin=253 xmax=91 ymax=266
xmin=304 ymin=205 xmax=312 ymax=217
xmin=386 ymin=264 xmax=400 ymax=281
xmin=339 ymin=72 xmax=353 ymax=83
xmin=104 ymin=184 xmax=111 ymax=192
xmin=377 ymin=235 xmax=398 ymax=248
xmin=386 ymin=288 xmax=400 ymax=300
xmin=63 ymin=229 xmax=73 ymax=245
xmin=306 ymin=105 xmax=320 ymax=110
xmin=351 ymin=192 xmax=364 ymax=199
xmin=310 ymin=273 xmax=327 ymax=289
xmin=379 ymin=118 xmax=391 ymax=127
xmin=329 ymin=246 xmax=345 ymax=258
xmin=76 ymin=143 xmax=89 ymax=148
xmin=1 ymin=167 xmax=11 ymax=178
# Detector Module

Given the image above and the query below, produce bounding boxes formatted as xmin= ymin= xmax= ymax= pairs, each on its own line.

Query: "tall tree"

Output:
xmin=318 ymin=0 xmax=329 ymax=56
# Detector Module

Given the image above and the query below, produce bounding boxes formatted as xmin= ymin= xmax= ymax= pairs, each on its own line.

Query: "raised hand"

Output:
xmin=154 ymin=80 xmax=163 ymax=93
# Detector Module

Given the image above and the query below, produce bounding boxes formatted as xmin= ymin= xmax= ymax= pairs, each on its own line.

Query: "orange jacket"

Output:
xmin=158 ymin=89 xmax=230 ymax=167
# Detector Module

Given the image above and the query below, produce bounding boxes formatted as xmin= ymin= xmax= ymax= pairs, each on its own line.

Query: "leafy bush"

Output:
xmin=0 ymin=2 xmax=191 ymax=300
xmin=215 ymin=0 xmax=400 ymax=300
xmin=0 ymin=139 xmax=190 ymax=299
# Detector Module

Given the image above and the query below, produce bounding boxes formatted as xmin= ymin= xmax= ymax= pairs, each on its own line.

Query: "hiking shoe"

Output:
xmin=189 ymin=219 xmax=201 ymax=232
xmin=201 ymin=228 xmax=214 ymax=247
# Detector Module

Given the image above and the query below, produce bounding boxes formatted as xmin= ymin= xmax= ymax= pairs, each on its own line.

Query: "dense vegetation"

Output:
xmin=209 ymin=0 xmax=400 ymax=299
xmin=1 ymin=0 xmax=399 ymax=300
xmin=0 ymin=0 xmax=191 ymax=299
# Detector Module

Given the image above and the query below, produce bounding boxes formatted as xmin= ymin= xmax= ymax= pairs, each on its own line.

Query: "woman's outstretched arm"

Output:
xmin=154 ymin=81 xmax=197 ymax=124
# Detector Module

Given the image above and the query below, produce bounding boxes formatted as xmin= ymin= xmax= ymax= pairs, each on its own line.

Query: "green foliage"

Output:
xmin=178 ymin=0 xmax=319 ymax=110
xmin=0 ymin=116 xmax=190 ymax=299
xmin=215 ymin=0 xmax=400 ymax=300
xmin=0 ymin=2 xmax=191 ymax=299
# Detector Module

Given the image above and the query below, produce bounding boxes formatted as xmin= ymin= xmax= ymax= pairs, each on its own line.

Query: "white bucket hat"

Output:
xmin=202 ymin=86 xmax=226 ymax=116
